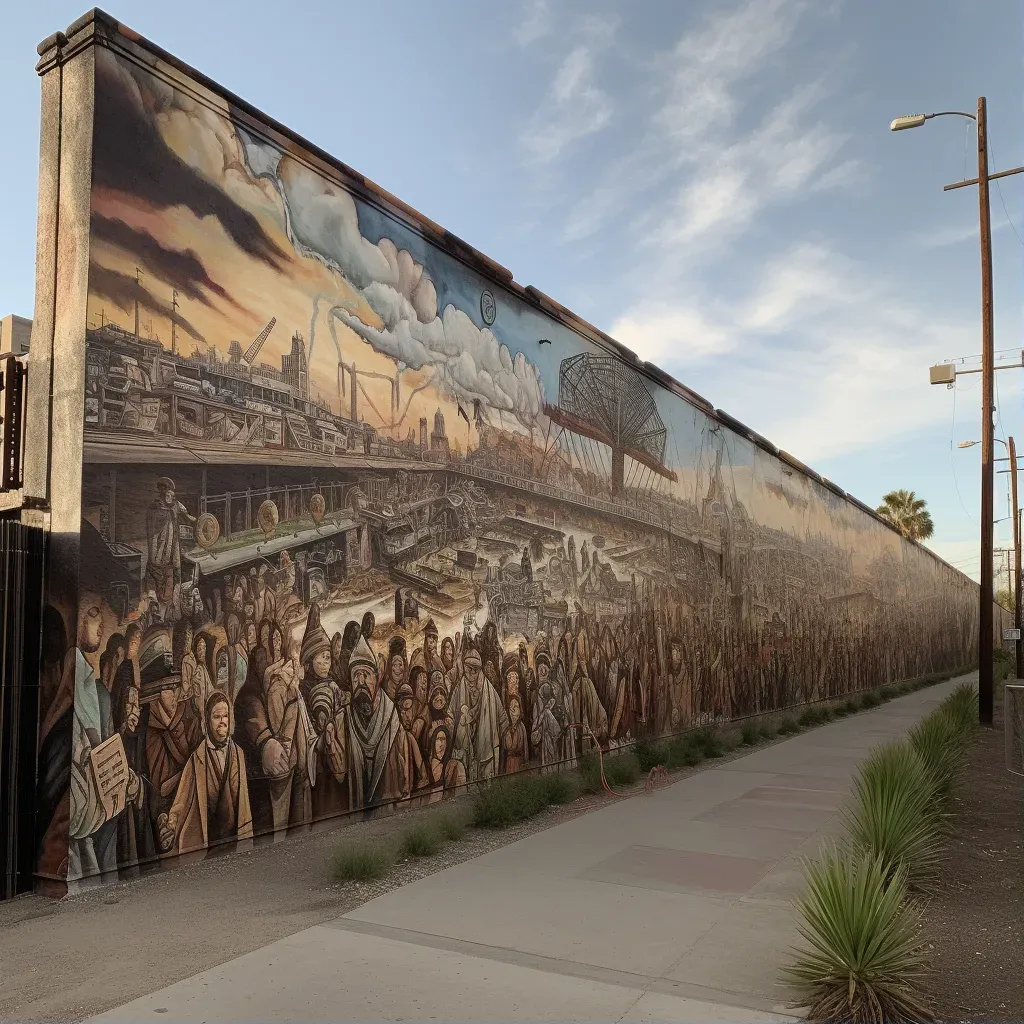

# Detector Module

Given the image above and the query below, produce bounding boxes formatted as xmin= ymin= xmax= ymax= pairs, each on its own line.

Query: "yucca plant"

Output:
xmin=844 ymin=741 xmax=943 ymax=888
xmin=940 ymin=684 xmax=978 ymax=737
xmin=784 ymin=844 xmax=932 ymax=1023
xmin=907 ymin=713 xmax=968 ymax=814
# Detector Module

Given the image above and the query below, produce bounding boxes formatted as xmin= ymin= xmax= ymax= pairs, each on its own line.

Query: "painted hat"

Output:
xmin=348 ymin=635 xmax=377 ymax=677
xmin=462 ymin=645 xmax=483 ymax=668
xmin=300 ymin=603 xmax=331 ymax=665
xmin=423 ymin=617 xmax=438 ymax=638
xmin=534 ymin=643 xmax=551 ymax=669
xmin=395 ymin=682 xmax=415 ymax=705
xmin=389 ymin=635 xmax=407 ymax=661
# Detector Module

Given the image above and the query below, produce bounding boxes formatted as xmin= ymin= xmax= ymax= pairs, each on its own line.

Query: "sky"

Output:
xmin=0 ymin=0 xmax=1021 ymax=582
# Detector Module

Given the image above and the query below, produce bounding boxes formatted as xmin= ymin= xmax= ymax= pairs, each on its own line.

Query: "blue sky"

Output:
xmin=1 ymin=0 xmax=1021 ymax=581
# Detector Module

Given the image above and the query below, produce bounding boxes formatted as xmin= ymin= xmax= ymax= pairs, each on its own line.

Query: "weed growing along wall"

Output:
xmin=31 ymin=11 xmax=989 ymax=889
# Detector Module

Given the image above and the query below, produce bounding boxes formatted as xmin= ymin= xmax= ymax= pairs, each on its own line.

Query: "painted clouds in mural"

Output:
xmin=37 ymin=39 xmax=980 ymax=885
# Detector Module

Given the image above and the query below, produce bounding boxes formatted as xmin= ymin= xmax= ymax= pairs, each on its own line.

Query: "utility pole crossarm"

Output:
xmin=944 ymin=164 xmax=1024 ymax=192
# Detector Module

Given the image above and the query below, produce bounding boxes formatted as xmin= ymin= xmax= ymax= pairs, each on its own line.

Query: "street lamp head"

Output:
xmin=890 ymin=114 xmax=928 ymax=131
xmin=958 ymin=440 xmax=980 ymax=449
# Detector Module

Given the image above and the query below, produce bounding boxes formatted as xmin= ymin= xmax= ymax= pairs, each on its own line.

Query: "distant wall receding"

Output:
xmin=30 ymin=10 xmax=1001 ymax=890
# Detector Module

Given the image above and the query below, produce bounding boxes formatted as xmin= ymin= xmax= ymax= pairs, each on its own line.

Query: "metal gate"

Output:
xmin=0 ymin=519 xmax=45 ymax=900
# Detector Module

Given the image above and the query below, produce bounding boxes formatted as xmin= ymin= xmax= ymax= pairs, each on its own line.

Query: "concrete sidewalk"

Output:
xmin=91 ymin=677 xmax=969 ymax=1024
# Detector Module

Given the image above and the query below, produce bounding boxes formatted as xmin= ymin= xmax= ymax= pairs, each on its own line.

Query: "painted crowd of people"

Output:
xmin=34 ymin=475 xmax=979 ymax=886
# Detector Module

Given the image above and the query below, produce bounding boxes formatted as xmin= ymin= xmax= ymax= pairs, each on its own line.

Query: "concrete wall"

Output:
xmin=31 ymin=11 xmax=997 ymax=891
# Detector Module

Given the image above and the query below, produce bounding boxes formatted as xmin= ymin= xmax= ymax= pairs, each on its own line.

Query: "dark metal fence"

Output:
xmin=0 ymin=520 xmax=45 ymax=900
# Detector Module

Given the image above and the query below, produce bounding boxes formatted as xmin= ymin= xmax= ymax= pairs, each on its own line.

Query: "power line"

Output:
xmin=988 ymin=131 xmax=1024 ymax=250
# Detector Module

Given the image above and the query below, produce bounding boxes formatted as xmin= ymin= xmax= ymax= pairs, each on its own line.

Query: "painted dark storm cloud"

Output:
xmin=89 ymin=262 xmax=205 ymax=342
xmin=93 ymin=50 xmax=289 ymax=272
xmin=91 ymin=213 xmax=247 ymax=316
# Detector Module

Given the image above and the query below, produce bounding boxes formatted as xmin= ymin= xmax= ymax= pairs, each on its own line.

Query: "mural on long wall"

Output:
xmin=37 ymin=39 xmax=982 ymax=885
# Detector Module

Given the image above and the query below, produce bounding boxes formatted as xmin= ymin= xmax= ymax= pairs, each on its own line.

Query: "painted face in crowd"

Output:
xmin=389 ymin=655 xmax=405 ymax=684
xmin=399 ymin=697 xmax=415 ymax=731
xmin=208 ymin=700 xmax=230 ymax=746
xmin=350 ymin=664 xmax=377 ymax=721
xmin=312 ymin=649 xmax=332 ymax=679
xmin=433 ymin=728 xmax=448 ymax=761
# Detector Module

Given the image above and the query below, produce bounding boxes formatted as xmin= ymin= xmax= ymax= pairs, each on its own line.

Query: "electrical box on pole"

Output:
xmin=929 ymin=363 xmax=957 ymax=385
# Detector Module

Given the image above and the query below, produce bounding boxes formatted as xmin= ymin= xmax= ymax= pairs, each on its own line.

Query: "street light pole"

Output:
xmin=895 ymin=98 xmax=1024 ymax=725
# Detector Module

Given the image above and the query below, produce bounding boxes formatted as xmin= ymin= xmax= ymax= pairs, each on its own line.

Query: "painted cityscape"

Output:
xmin=36 ymin=41 xmax=981 ymax=886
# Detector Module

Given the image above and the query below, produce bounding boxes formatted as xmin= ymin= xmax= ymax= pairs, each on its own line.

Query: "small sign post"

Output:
xmin=1003 ymin=628 xmax=1021 ymax=642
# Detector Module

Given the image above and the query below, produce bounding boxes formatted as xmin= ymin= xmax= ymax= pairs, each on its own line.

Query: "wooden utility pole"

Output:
xmin=900 ymin=97 xmax=1024 ymax=722
xmin=976 ymin=97 xmax=996 ymax=725
xmin=1011 ymin=436 xmax=1022 ymax=678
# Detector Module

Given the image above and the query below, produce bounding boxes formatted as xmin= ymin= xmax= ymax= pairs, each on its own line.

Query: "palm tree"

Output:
xmin=876 ymin=489 xmax=935 ymax=540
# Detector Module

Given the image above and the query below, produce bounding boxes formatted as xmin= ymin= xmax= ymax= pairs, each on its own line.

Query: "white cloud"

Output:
xmin=913 ymin=217 xmax=1009 ymax=250
xmin=611 ymin=305 xmax=737 ymax=365
xmin=520 ymin=19 xmax=616 ymax=165
xmin=653 ymin=80 xmax=854 ymax=258
xmin=515 ymin=0 xmax=551 ymax=46
xmin=738 ymin=242 xmax=860 ymax=332
xmin=611 ymin=243 xmax=974 ymax=463
xmin=654 ymin=0 xmax=811 ymax=148
xmin=559 ymin=0 xmax=835 ymax=244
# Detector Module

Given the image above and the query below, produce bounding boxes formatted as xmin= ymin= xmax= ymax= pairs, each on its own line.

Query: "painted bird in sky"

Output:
xmin=538 ymin=338 xmax=551 ymax=345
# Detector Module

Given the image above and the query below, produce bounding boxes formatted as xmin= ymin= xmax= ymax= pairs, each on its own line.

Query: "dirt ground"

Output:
xmin=0 ymin=742 xmax=735 ymax=1024
xmin=921 ymin=687 xmax=1024 ymax=1023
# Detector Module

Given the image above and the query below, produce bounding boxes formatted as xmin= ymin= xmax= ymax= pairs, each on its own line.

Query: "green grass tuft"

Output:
xmin=400 ymin=823 xmax=444 ymax=858
xmin=692 ymin=727 xmax=726 ymax=758
xmin=539 ymin=771 xmax=579 ymax=805
xmin=604 ymin=752 xmax=642 ymax=786
xmin=634 ymin=736 xmax=667 ymax=772
xmin=798 ymin=707 xmax=820 ymax=727
xmin=664 ymin=734 xmax=703 ymax=768
xmin=332 ymin=842 xmax=395 ymax=882
xmin=472 ymin=775 xmax=550 ymax=828
xmin=434 ymin=813 xmax=467 ymax=842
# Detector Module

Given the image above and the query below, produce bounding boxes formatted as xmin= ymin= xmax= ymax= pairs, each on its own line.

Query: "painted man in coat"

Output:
xmin=158 ymin=691 xmax=253 ymax=856
xmin=346 ymin=637 xmax=421 ymax=807
xmin=448 ymin=645 xmax=508 ymax=782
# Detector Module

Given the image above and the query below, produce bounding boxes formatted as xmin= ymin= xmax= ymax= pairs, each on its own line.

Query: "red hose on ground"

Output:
xmin=570 ymin=724 xmax=668 ymax=798
xmin=569 ymin=721 xmax=624 ymax=797
xmin=645 ymin=765 xmax=669 ymax=793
